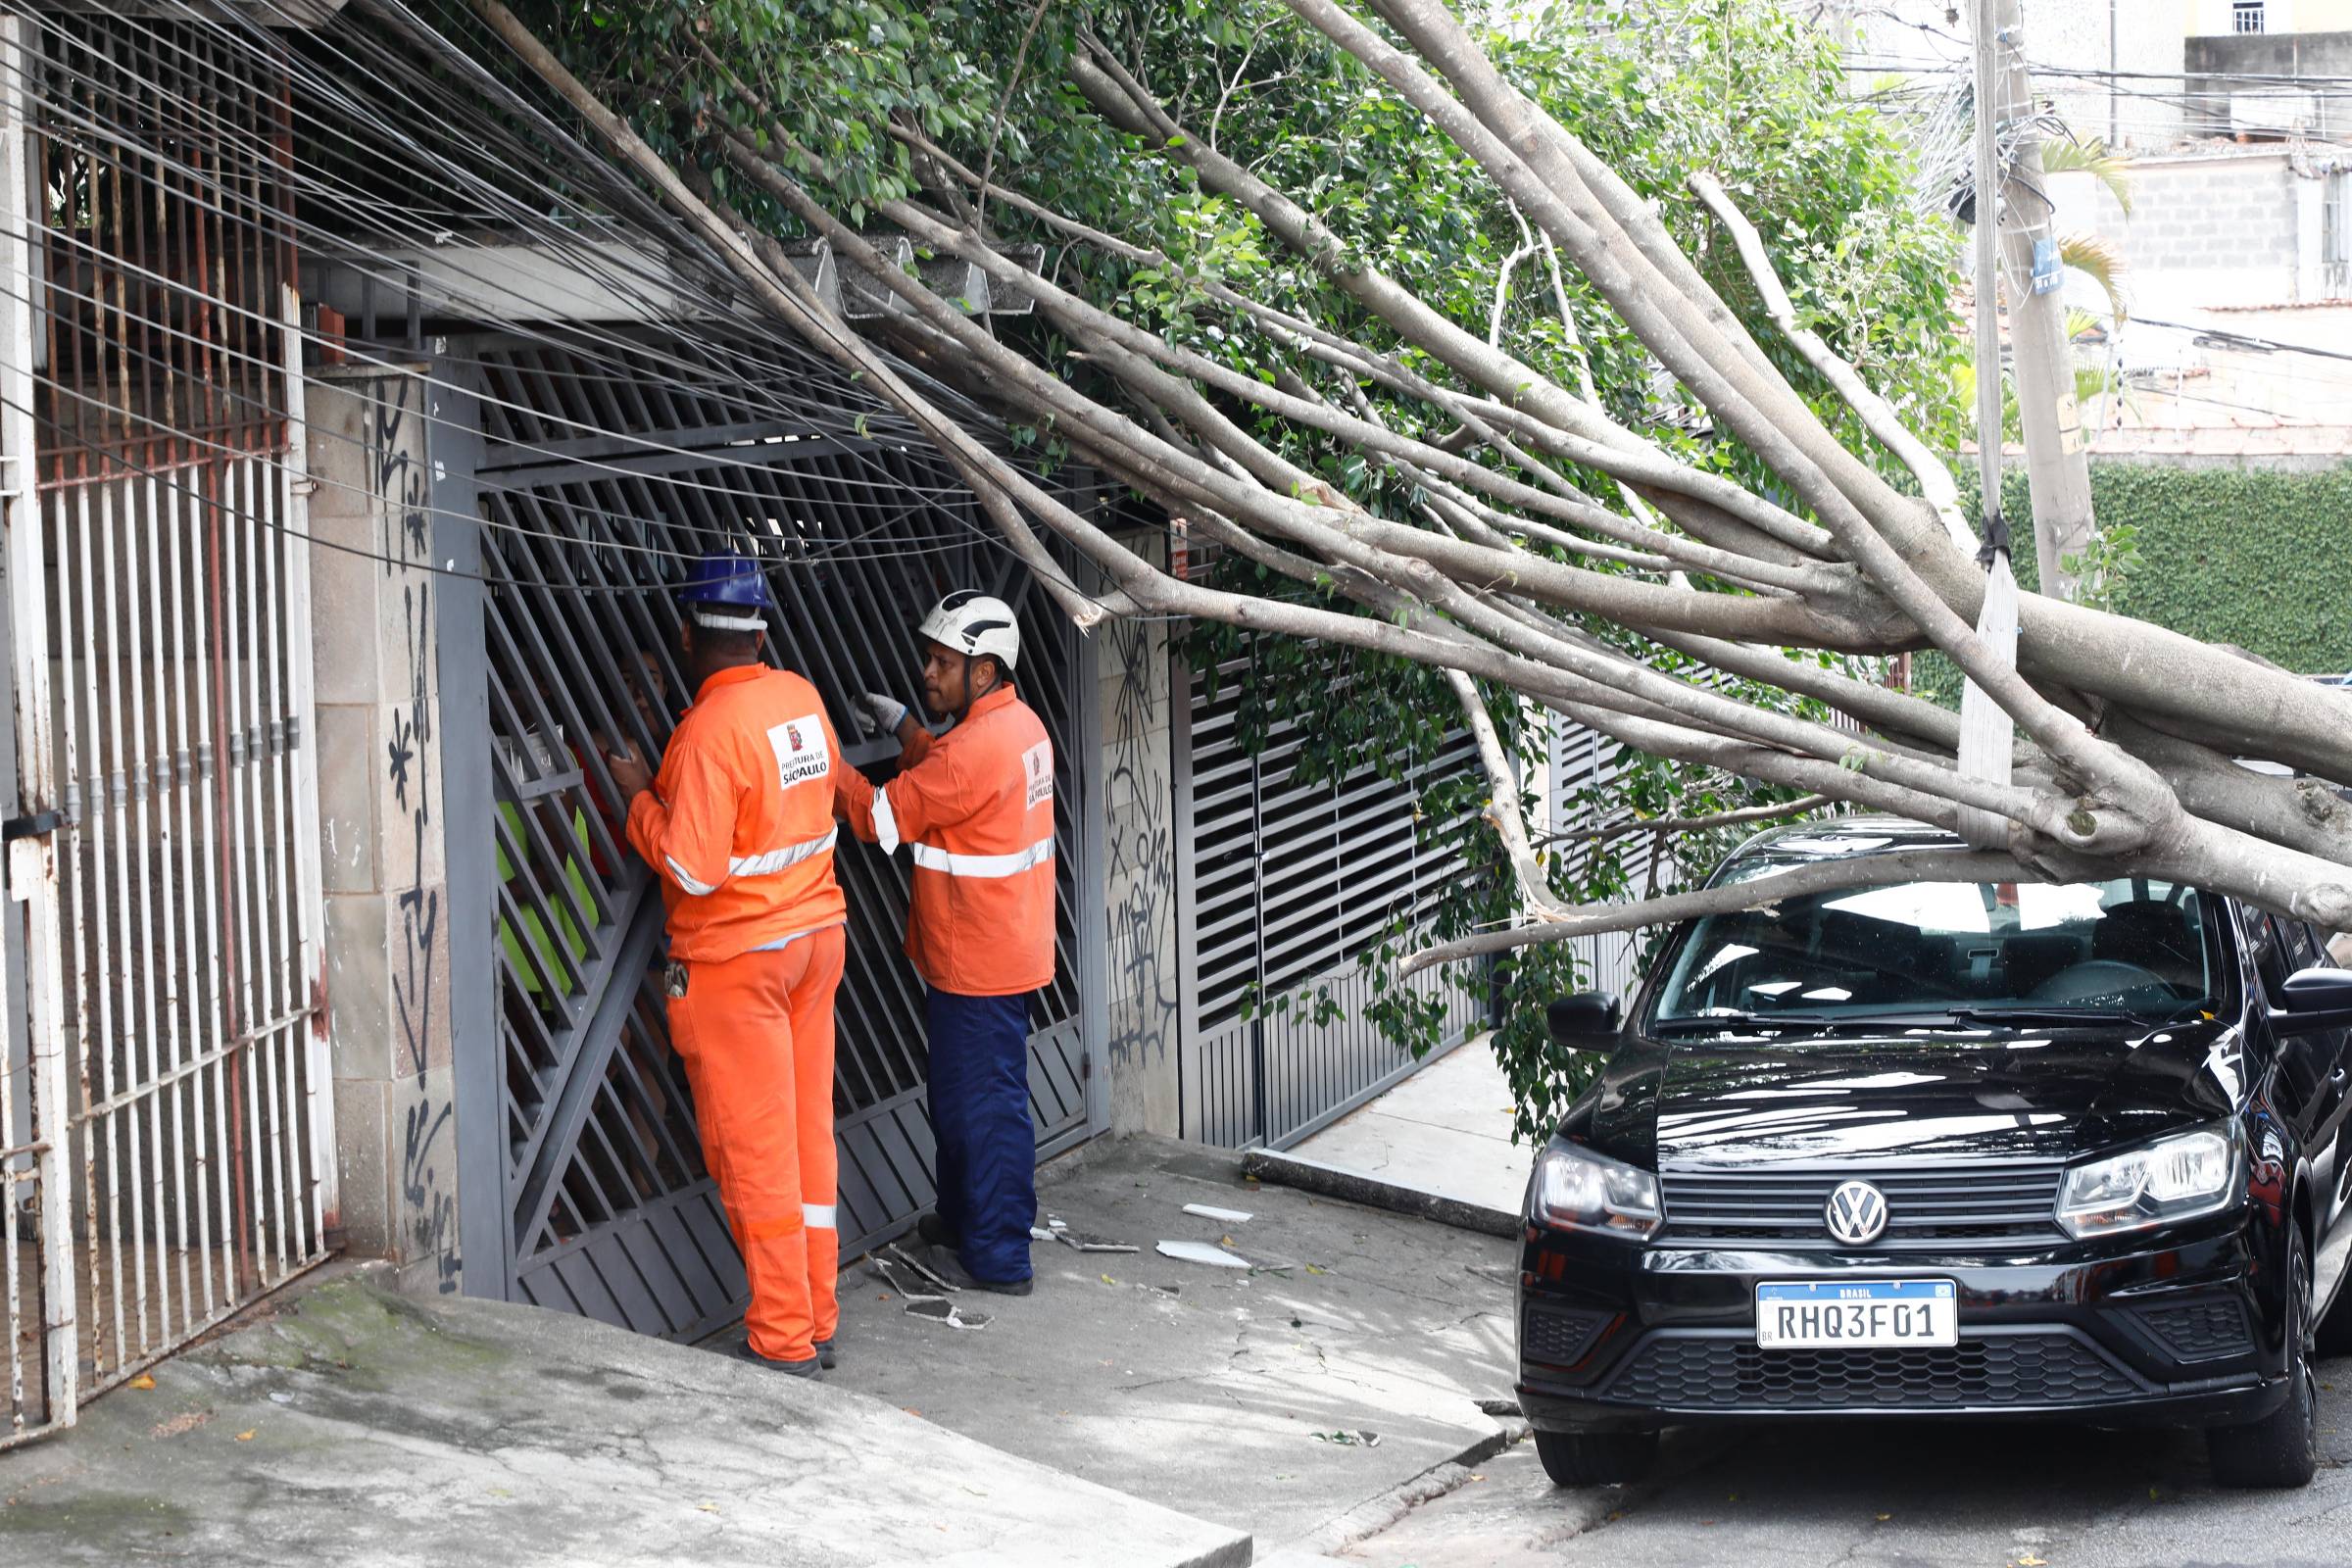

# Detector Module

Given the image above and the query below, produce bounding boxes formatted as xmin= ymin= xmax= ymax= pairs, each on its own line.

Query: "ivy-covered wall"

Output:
xmin=1919 ymin=463 xmax=2352 ymax=707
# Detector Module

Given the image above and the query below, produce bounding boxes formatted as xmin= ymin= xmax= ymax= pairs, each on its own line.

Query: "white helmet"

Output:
xmin=917 ymin=589 xmax=1020 ymax=671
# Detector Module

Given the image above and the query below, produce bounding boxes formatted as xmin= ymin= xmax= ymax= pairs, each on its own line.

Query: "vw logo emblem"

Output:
xmin=1825 ymin=1180 xmax=1888 ymax=1246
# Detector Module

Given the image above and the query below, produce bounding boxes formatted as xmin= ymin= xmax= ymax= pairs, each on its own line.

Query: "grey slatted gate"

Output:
xmin=1175 ymin=642 xmax=1480 ymax=1150
xmin=1547 ymin=720 xmax=1665 ymax=1003
xmin=453 ymin=329 xmax=1098 ymax=1339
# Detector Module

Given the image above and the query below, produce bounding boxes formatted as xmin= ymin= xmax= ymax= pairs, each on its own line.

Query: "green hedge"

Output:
xmin=1917 ymin=464 xmax=2352 ymax=708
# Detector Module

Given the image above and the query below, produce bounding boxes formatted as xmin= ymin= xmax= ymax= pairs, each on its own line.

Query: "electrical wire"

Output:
xmin=0 ymin=0 xmax=1156 ymax=612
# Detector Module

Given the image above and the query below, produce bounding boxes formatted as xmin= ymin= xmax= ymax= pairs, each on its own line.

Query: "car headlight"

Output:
xmin=1530 ymin=1142 xmax=1664 ymax=1239
xmin=2056 ymin=1126 xmax=2239 ymax=1240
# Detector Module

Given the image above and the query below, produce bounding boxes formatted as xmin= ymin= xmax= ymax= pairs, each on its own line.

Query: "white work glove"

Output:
xmin=854 ymin=691 xmax=908 ymax=738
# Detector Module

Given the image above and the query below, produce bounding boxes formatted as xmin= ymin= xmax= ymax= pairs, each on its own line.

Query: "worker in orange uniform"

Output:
xmin=839 ymin=590 xmax=1054 ymax=1295
xmin=604 ymin=553 xmax=850 ymax=1375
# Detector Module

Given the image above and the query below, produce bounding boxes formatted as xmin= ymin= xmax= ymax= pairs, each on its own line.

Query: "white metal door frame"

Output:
xmin=0 ymin=9 xmax=78 ymax=1451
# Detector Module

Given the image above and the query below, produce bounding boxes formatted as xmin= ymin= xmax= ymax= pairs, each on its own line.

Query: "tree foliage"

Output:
xmin=466 ymin=0 xmax=2352 ymax=1142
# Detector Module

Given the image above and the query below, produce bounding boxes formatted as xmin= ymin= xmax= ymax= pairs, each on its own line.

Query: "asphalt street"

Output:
xmin=1341 ymin=1355 xmax=2352 ymax=1568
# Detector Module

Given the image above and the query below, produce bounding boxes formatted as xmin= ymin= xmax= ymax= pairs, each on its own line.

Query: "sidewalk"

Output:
xmin=805 ymin=1136 xmax=1525 ymax=1557
xmin=0 ymin=1268 xmax=1249 ymax=1568
xmin=1260 ymin=1038 xmax=1534 ymax=1233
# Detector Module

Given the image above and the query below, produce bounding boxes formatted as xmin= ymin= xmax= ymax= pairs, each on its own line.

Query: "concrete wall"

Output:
xmin=2043 ymin=145 xmax=2352 ymax=426
xmin=2184 ymin=28 xmax=2352 ymax=137
xmin=1098 ymin=533 xmax=1180 ymax=1138
xmin=305 ymin=367 xmax=462 ymax=1296
xmin=2055 ymin=148 xmax=2300 ymax=305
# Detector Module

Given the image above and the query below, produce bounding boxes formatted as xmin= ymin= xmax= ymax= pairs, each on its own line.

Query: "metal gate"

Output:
xmin=453 ymin=331 xmax=1100 ymax=1340
xmin=1175 ymin=641 xmax=1480 ymax=1150
xmin=1 ymin=13 xmax=331 ymax=1446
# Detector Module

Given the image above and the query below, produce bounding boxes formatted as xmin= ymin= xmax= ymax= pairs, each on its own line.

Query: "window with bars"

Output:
xmin=2234 ymin=1 xmax=2266 ymax=33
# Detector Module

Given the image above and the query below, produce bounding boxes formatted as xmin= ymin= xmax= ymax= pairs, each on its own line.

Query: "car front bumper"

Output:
xmin=1516 ymin=1218 xmax=2287 ymax=1434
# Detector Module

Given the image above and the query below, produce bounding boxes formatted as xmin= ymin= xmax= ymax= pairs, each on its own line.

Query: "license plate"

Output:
xmin=1755 ymin=1279 xmax=1957 ymax=1348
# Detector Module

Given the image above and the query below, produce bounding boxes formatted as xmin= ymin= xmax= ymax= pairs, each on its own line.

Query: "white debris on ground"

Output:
xmin=1154 ymin=1239 xmax=1250 ymax=1269
xmin=1056 ymin=1231 xmax=1139 ymax=1253
xmin=1180 ymin=1203 xmax=1253 ymax=1223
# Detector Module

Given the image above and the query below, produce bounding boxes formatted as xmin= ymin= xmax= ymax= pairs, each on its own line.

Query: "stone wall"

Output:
xmin=304 ymin=367 xmax=461 ymax=1296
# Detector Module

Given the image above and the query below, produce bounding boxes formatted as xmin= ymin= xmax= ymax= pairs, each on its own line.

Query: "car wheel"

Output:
xmin=1533 ymin=1428 xmax=1658 ymax=1487
xmin=2208 ymin=1234 xmax=2320 ymax=1490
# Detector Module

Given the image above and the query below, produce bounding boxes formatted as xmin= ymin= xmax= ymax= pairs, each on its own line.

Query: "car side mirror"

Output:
xmin=2273 ymin=966 xmax=2352 ymax=1036
xmin=1547 ymin=991 xmax=1622 ymax=1053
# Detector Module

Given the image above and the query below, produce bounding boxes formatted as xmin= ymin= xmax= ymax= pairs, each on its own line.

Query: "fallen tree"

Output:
xmin=451 ymin=0 xmax=2352 ymax=959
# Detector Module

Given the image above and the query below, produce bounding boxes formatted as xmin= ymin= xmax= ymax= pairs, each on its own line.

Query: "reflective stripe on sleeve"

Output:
xmin=728 ymin=827 xmax=838 ymax=878
xmin=873 ymin=785 xmax=902 ymax=856
xmin=665 ymin=855 xmax=720 ymax=897
xmin=907 ymin=835 xmax=1054 ymax=879
xmin=803 ymin=1202 xmax=837 ymax=1229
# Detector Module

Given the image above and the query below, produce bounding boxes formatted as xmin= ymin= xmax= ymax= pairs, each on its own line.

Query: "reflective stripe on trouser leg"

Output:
xmin=785 ymin=926 xmax=846 ymax=1344
xmin=925 ymin=987 xmax=1036 ymax=1283
xmin=668 ymin=949 xmax=813 ymax=1362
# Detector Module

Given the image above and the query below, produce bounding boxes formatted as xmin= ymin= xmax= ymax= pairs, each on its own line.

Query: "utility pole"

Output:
xmin=1958 ymin=0 xmax=2019 ymax=851
xmin=1979 ymin=0 xmax=2097 ymax=601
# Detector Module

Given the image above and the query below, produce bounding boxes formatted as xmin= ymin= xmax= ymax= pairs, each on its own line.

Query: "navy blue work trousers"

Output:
xmin=924 ymin=987 xmax=1036 ymax=1283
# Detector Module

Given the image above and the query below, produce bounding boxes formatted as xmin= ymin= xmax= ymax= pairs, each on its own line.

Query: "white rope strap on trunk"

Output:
xmin=1956 ymin=514 xmax=2020 ymax=851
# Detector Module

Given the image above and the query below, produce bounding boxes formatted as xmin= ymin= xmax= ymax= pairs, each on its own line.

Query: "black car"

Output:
xmin=1517 ymin=818 xmax=2352 ymax=1490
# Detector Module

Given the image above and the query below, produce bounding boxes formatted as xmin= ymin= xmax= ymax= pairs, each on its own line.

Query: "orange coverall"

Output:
xmin=626 ymin=662 xmax=849 ymax=1363
xmin=835 ymin=682 xmax=1055 ymax=994
xmin=837 ymin=683 xmax=1054 ymax=1282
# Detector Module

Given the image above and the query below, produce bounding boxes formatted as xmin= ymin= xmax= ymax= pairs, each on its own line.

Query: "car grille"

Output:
xmin=1659 ymin=1162 xmax=2067 ymax=1249
xmin=1602 ymin=1332 xmax=2143 ymax=1409
xmin=2129 ymin=1298 xmax=2254 ymax=1363
xmin=1523 ymin=1304 xmax=1611 ymax=1368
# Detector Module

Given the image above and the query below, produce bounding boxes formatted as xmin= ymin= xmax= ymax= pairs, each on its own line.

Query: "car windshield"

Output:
xmin=1649 ymin=870 xmax=2219 ymax=1024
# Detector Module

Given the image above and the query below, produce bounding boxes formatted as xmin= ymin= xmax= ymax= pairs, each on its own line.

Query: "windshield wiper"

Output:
xmin=1934 ymin=1005 xmax=2148 ymax=1028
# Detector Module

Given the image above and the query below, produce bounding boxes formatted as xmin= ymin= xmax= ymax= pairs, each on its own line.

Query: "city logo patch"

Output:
xmin=769 ymin=716 xmax=831 ymax=790
xmin=1022 ymin=739 xmax=1054 ymax=808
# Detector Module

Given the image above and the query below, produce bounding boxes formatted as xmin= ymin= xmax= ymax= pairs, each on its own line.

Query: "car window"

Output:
xmin=2251 ymin=913 xmax=2295 ymax=999
xmin=1650 ymin=875 xmax=2216 ymax=1022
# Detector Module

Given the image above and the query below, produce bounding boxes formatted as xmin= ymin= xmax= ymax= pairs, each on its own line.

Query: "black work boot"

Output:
xmin=814 ymin=1338 xmax=838 ymax=1370
xmin=916 ymin=1211 xmax=960 ymax=1250
xmin=926 ymin=1245 xmax=1034 ymax=1298
xmin=730 ymin=1339 xmax=821 ymax=1378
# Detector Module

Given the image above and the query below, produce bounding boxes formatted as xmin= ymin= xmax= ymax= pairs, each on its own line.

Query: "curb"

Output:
xmin=1287 ymin=1417 xmax=1532 ymax=1556
xmin=1240 ymin=1148 xmax=1521 ymax=1239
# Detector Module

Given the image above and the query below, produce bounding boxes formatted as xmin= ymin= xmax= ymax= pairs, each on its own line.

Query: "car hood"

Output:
xmin=1567 ymin=1019 xmax=2241 ymax=1172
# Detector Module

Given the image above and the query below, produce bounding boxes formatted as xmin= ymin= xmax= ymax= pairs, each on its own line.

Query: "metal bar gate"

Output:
xmin=448 ymin=330 xmax=1102 ymax=1341
xmin=0 ymin=13 xmax=331 ymax=1447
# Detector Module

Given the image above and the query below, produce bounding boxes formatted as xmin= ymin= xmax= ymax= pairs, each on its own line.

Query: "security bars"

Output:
xmin=5 ymin=12 xmax=331 ymax=1435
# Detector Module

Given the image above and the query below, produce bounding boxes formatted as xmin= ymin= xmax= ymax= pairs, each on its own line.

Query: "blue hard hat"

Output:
xmin=678 ymin=553 xmax=770 ymax=626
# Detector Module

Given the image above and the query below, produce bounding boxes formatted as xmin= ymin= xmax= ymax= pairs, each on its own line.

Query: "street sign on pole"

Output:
xmin=2032 ymin=236 xmax=2062 ymax=294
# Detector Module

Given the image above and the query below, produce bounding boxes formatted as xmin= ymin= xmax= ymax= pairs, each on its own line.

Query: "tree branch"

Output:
xmin=1445 ymin=668 xmax=1576 ymax=922
xmin=1689 ymin=172 xmax=1974 ymax=554
xmin=1400 ymin=848 xmax=2034 ymax=974
xmin=1544 ymin=794 xmax=1832 ymax=848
